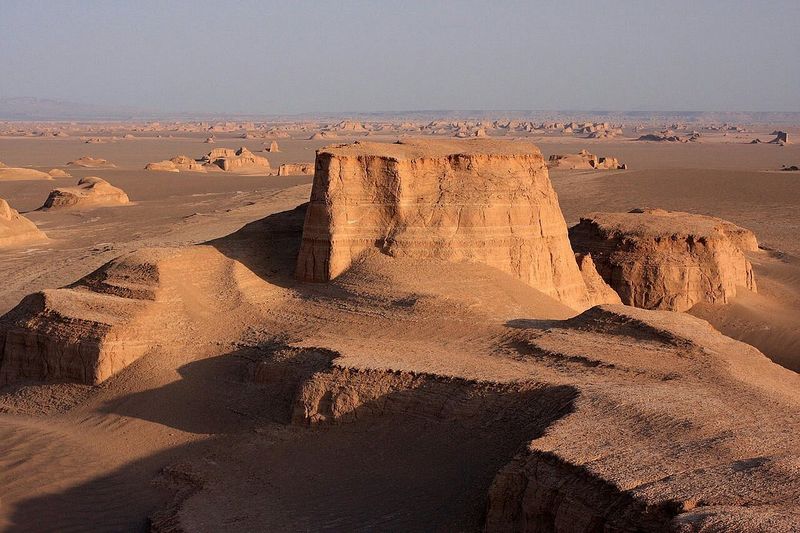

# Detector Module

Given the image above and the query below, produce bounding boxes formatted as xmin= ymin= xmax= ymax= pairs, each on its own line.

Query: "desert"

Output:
xmin=1 ymin=3 xmax=799 ymax=532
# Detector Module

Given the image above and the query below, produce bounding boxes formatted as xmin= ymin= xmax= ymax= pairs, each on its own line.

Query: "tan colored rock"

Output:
xmin=278 ymin=163 xmax=314 ymax=176
xmin=144 ymin=160 xmax=180 ymax=172
xmin=295 ymin=139 xmax=613 ymax=310
xmin=66 ymin=156 xmax=115 ymax=168
xmin=202 ymin=147 xmax=271 ymax=174
xmin=547 ymin=149 xmax=625 ymax=170
xmin=41 ymin=177 xmax=130 ymax=210
xmin=204 ymin=136 xmax=215 ymax=144
xmin=145 ymin=155 xmax=206 ymax=172
xmin=0 ymin=198 xmax=47 ymax=247
xmin=309 ymin=131 xmax=338 ymax=141
xmin=0 ymin=167 xmax=53 ymax=181
xmin=575 ymin=253 xmax=622 ymax=306
xmin=0 ymin=243 xmax=280 ymax=385
xmin=47 ymin=168 xmax=72 ymax=178
xmin=569 ymin=208 xmax=758 ymax=311
xmin=266 ymin=140 xmax=280 ymax=153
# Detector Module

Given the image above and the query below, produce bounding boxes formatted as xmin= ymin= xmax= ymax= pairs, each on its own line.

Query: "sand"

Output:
xmin=0 ymin=127 xmax=799 ymax=530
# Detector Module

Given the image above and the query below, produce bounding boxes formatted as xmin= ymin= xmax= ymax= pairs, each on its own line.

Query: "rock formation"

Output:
xmin=569 ymin=208 xmax=758 ymax=311
xmin=40 ymin=177 xmax=130 ymax=210
xmin=278 ymin=163 xmax=314 ymax=176
xmin=201 ymin=147 xmax=271 ymax=173
xmin=309 ymin=132 xmax=338 ymax=141
xmin=547 ymin=149 xmax=626 ymax=170
xmin=637 ymin=132 xmax=684 ymax=142
xmin=0 ymin=167 xmax=53 ymax=181
xmin=266 ymin=141 xmax=280 ymax=152
xmin=769 ymin=131 xmax=789 ymax=145
xmin=0 ymin=198 xmax=47 ymax=247
xmin=295 ymin=139 xmax=616 ymax=310
xmin=145 ymin=155 xmax=206 ymax=172
xmin=575 ymin=253 xmax=622 ymax=306
xmin=66 ymin=156 xmax=115 ymax=168
xmin=47 ymin=168 xmax=72 ymax=178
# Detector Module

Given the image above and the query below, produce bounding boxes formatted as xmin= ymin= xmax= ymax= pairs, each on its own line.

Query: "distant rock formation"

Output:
xmin=296 ymin=139 xmax=617 ymax=310
xmin=47 ymin=168 xmax=72 ymax=178
xmin=66 ymin=156 xmax=115 ymax=168
xmin=769 ymin=131 xmax=789 ymax=145
xmin=204 ymin=136 xmax=215 ymax=144
xmin=332 ymin=120 xmax=366 ymax=132
xmin=40 ymin=177 xmax=130 ymax=210
xmin=145 ymin=155 xmax=206 ymax=172
xmin=0 ymin=198 xmax=47 ymax=247
xmin=637 ymin=132 xmax=684 ymax=142
xmin=266 ymin=141 xmax=280 ymax=153
xmin=547 ymin=149 xmax=626 ymax=170
xmin=0 ymin=167 xmax=53 ymax=181
xmin=569 ymin=208 xmax=758 ymax=311
xmin=781 ymin=165 xmax=799 ymax=171
xmin=201 ymin=147 xmax=271 ymax=173
xmin=278 ymin=163 xmax=314 ymax=176
xmin=309 ymin=131 xmax=338 ymax=141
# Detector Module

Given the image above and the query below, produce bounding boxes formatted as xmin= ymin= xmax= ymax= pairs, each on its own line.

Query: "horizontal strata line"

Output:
xmin=308 ymin=202 xmax=554 ymax=207
xmin=299 ymin=229 xmax=566 ymax=236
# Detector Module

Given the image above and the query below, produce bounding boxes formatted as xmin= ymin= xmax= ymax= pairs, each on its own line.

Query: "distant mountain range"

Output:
xmin=1 ymin=97 xmax=799 ymax=123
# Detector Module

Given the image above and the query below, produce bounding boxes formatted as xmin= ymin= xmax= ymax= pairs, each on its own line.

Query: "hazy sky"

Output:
xmin=1 ymin=0 xmax=798 ymax=113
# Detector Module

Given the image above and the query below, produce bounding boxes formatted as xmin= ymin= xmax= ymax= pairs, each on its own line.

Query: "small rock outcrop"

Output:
xmin=0 ymin=198 xmax=47 ymax=247
xmin=569 ymin=208 xmax=758 ymax=311
xmin=547 ymin=150 xmax=625 ymax=170
xmin=41 ymin=177 xmax=130 ymax=210
xmin=47 ymin=168 xmax=72 ymax=178
xmin=201 ymin=147 xmax=271 ymax=173
xmin=309 ymin=132 xmax=338 ymax=141
xmin=66 ymin=156 xmax=115 ymax=168
xmin=637 ymin=133 xmax=684 ymax=142
xmin=769 ymin=131 xmax=789 ymax=145
xmin=278 ymin=163 xmax=314 ymax=176
xmin=266 ymin=141 xmax=280 ymax=152
xmin=296 ymin=139 xmax=617 ymax=310
xmin=145 ymin=155 xmax=206 ymax=172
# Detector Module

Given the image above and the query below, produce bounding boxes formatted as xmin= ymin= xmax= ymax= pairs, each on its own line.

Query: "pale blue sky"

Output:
xmin=1 ymin=0 xmax=798 ymax=113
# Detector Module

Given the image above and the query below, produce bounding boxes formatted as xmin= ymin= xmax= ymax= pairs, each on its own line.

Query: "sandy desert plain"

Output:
xmin=1 ymin=117 xmax=800 ymax=532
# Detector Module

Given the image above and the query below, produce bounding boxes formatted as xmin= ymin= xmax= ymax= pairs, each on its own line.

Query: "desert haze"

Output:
xmin=2 ymin=1 xmax=800 ymax=532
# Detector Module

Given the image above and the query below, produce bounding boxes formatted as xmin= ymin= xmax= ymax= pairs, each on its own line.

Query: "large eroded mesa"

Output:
xmin=295 ymin=139 xmax=611 ymax=310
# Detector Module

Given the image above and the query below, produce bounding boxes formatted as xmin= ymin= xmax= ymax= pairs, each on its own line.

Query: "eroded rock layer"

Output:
xmin=295 ymin=139 xmax=602 ymax=310
xmin=569 ymin=208 xmax=758 ymax=311
xmin=0 ymin=245 xmax=278 ymax=384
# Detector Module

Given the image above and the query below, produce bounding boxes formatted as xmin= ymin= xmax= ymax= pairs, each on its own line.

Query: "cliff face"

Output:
xmin=278 ymin=163 xmax=314 ymax=176
xmin=295 ymin=139 xmax=608 ymax=310
xmin=0 ymin=198 xmax=47 ymax=246
xmin=569 ymin=208 xmax=758 ymax=311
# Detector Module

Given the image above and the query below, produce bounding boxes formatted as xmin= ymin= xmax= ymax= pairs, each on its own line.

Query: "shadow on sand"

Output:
xmin=7 ymin=341 xmax=578 ymax=531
